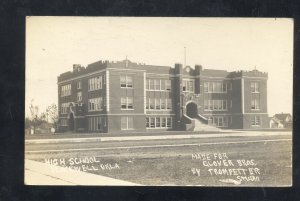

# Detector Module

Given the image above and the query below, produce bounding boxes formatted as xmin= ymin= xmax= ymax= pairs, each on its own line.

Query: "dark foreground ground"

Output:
xmin=25 ymin=131 xmax=292 ymax=186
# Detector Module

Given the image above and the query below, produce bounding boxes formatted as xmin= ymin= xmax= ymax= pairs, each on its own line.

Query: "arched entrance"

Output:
xmin=69 ymin=113 xmax=75 ymax=131
xmin=186 ymin=102 xmax=198 ymax=118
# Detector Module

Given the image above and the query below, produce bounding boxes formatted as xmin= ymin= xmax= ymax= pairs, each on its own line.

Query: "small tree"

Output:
xmin=28 ymin=99 xmax=46 ymax=134
xmin=46 ymin=104 xmax=59 ymax=129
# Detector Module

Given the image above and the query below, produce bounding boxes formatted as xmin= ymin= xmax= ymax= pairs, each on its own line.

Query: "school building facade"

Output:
xmin=57 ymin=59 xmax=269 ymax=133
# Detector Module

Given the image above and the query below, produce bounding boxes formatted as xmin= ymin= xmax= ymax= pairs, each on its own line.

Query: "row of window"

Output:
xmin=61 ymin=102 xmax=71 ymax=114
xmin=88 ymin=97 xmax=103 ymax=111
xmin=146 ymin=79 xmax=172 ymax=91
xmin=182 ymin=79 xmax=195 ymax=92
xmin=61 ymin=84 xmax=71 ymax=97
xmin=61 ymin=115 xmax=261 ymax=129
xmin=146 ymin=98 xmax=172 ymax=110
xmin=204 ymin=100 xmax=229 ymax=111
xmin=120 ymin=75 xmax=133 ymax=88
xmin=88 ymin=76 xmax=103 ymax=91
xmin=88 ymin=116 xmax=106 ymax=131
xmin=208 ymin=116 xmax=231 ymax=127
xmin=146 ymin=117 xmax=172 ymax=128
xmin=204 ymin=82 xmax=229 ymax=93
xmin=60 ymin=119 xmax=68 ymax=126
xmin=62 ymin=77 xmax=260 ymax=97
xmin=62 ymin=98 xmax=260 ymax=114
xmin=208 ymin=115 xmax=261 ymax=127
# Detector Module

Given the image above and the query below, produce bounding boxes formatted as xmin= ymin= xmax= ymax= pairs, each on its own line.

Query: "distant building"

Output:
xmin=57 ymin=59 xmax=269 ymax=133
xmin=270 ymin=113 xmax=292 ymax=129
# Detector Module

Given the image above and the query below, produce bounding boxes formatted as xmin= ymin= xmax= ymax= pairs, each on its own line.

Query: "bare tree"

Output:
xmin=28 ymin=99 xmax=46 ymax=134
xmin=46 ymin=103 xmax=59 ymax=129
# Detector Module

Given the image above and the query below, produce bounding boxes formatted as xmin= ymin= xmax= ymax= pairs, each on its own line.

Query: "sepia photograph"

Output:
xmin=24 ymin=17 xmax=293 ymax=186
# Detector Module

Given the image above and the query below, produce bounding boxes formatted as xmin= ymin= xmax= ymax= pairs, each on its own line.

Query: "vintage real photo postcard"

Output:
xmin=25 ymin=17 xmax=293 ymax=186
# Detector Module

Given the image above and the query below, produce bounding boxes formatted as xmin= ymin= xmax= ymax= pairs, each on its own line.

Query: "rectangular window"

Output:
xmin=204 ymin=100 xmax=227 ymax=111
xmin=204 ymin=82 xmax=208 ymax=93
xmin=77 ymin=81 xmax=81 ymax=89
xmin=166 ymin=117 xmax=172 ymax=128
xmin=146 ymin=79 xmax=149 ymax=90
xmin=165 ymin=80 xmax=171 ymax=91
xmin=88 ymin=116 xmax=104 ymax=131
xmin=120 ymin=76 xmax=126 ymax=88
xmin=222 ymin=100 xmax=227 ymax=110
xmin=146 ymin=117 xmax=149 ymax=128
xmin=149 ymin=79 xmax=155 ymax=90
xmin=154 ymin=80 xmax=160 ymax=90
xmin=88 ymin=97 xmax=103 ymax=111
xmin=156 ymin=117 xmax=161 ymax=127
xmin=127 ymin=97 xmax=133 ymax=109
xmin=204 ymin=100 xmax=208 ymax=110
xmin=120 ymin=75 xmax=133 ymax=88
xmin=251 ymin=82 xmax=260 ymax=93
xmin=204 ymin=82 xmax=227 ymax=93
xmin=61 ymin=84 xmax=71 ymax=97
xmin=146 ymin=117 xmax=172 ymax=129
xmin=121 ymin=97 xmax=134 ymax=110
xmin=166 ymin=99 xmax=172 ymax=110
xmin=146 ymin=98 xmax=149 ymax=109
xmin=77 ymin=92 xmax=82 ymax=101
xmin=182 ymin=79 xmax=194 ymax=92
xmin=121 ymin=97 xmax=127 ymax=109
xmin=251 ymin=116 xmax=261 ymax=126
xmin=61 ymin=119 xmax=68 ymax=126
xmin=210 ymin=116 xmax=228 ymax=127
xmin=222 ymin=83 xmax=227 ymax=92
xmin=121 ymin=117 xmax=134 ymax=130
xmin=161 ymin=80 xmax=165 ymax=90
xmin=127 ymin=76 xmax=133 ymax=88
xmin=161 ymin=118 xmax=166 ymax=127
xmin=149 ymin=98 xmax=155 ymax=110
xmin=88 ymin=76 xmax=102 ymax=91
xmin=251 ymin=99 xmax=260 ymax=110
xmin=61 ymin=103 xmax=70 ymax=114
xmin=155 ymin=98 xmax=160 ymax=110
xmin=161 ymin=99 xmax=166 ymax=109
xmin=121 ymin=117 xmax=127 ymax=130
xmin=150 ymin=117 xmax=155 ymax=128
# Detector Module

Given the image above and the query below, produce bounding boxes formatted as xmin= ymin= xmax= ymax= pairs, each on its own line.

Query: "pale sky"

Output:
xmin=26 ymin=17 xmax=293 ymax=117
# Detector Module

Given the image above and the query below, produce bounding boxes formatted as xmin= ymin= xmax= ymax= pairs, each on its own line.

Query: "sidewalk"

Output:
xmin=25 ymin=159 xmax=141 ymax=186
xmin=25 ymin=130 xmax=292 ymax=144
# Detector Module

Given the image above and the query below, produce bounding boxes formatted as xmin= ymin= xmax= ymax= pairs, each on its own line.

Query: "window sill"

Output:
xmin=204 ymin=92 xmax=227 ymax=94
xmin=88 ymin=109 xmax=104 ymax=112
xmin=146 ymin=90 xmax=171 ymax=92
xmin=146 ymin=109 xmax=172 ymax=111
xmin=88 ymin=89 xmax=102 ymax=92
xmin=204 ymin=109 xmax=228 ymax=111
xmin=146 ymin=127 xmax=172 ymax=129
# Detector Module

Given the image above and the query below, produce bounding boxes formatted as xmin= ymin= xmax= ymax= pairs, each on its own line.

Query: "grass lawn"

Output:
xmin=31 ymin=140 xmax=292 ymax=186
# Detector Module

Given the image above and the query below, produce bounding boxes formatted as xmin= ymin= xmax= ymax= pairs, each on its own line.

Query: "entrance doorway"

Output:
xmin=69 ymin=113 xmax=75 ymax=131
xmin=186 ymin=102 xmax=198 ymax=118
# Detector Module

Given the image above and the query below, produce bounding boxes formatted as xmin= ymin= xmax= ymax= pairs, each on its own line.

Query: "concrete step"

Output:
xmin=193 ymin=118 xmax=221 ymax=132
